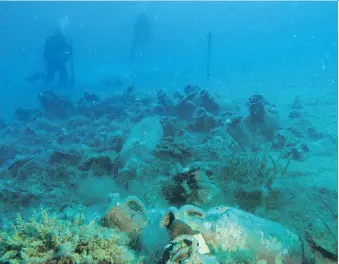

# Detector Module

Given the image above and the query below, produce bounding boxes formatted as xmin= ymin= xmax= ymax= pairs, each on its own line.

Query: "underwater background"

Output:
xmin=0 ymin=1 xmax=338 ymax=264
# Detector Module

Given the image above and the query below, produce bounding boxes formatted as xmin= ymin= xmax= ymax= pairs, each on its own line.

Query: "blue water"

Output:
xmin=0 ymin=1 xmax=337 ymax=263
xmin=0 ymin=2 xmax=337 ymax=115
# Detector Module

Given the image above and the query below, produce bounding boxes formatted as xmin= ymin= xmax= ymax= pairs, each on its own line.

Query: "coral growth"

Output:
xmin=0 ymin=210 xmax=139 ymax=264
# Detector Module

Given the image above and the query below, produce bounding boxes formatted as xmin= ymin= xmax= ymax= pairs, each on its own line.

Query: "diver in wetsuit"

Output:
xmin=129 ymin=12 xmax=151 ymax=64
xmin=27 ymin=29 xmax=72 ymax=88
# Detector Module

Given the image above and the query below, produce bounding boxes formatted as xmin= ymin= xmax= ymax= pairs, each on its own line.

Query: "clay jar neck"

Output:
xmin=248 ymin=95 xmax=266 ymax=123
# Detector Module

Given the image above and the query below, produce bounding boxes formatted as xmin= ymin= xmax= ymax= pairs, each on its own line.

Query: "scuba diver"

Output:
xmin=129 ymin=12 xmax=151 ymax=64
xmin=27 ymin=28 xmax=73 ymax=89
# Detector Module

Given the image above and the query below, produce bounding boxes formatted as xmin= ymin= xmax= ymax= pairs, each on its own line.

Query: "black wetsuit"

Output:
xmin=28 ymin=30 xmax=72 ymax=87
xmin=44 ymin=31 xmax=72 ymax=85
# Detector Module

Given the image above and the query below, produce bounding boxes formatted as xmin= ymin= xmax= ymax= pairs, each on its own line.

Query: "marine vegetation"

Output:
xmin=217 ymin=150 xmax=292 ymax=212
xmin=0 ymin=209 xmax=140 ymax=264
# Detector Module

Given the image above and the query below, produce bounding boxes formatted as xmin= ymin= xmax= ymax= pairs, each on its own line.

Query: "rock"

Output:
xmin=1 ymin=187 xmax=41 ymax=215
xmin=80 ymin=155 xmax=114 ymax=176
xmin=66 ymin=117 xmax=89 ymax=130
xmin=77 ymin=93 xmax=126 ymax=119
xmin=153 ymin=137 xmax=192 ymax=164
xmin=8 ymin=159 xmax=41 ymax=179
xmin=49 ymin=151 xmax=82 ymax=166
xmin=33 ymin=118 xmax=58 ymax=133
xmin=0 ymin=118 xmax=6 ymax=129
xmin=24 ymin=127 xmax=37 ymax=137
xmin=38 ymin=91 xmax=74 ymax=119
xmin=77 ymin=92 xmax=100 ymax=116
xmin=0 ymin=144 xmax=18 ymax=166
xmin=14 ymin=107 xmax=41 ymax=123
xmin=55 ymin=129 xmax=80 ymax=145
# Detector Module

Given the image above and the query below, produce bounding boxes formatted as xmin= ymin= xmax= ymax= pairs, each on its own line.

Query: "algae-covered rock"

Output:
xmin=153 ymin=136 xmax=192 ymax=164
xmin=161 ymin=167 xmax=219 ymax=207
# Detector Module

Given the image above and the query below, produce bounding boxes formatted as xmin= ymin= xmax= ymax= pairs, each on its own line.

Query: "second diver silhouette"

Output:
xmin=206 ymin=32 xmax=212 ymax=85
xmin=129 ymin=12 xmax=151 ymax=65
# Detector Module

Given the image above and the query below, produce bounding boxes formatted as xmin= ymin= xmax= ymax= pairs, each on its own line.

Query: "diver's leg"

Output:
xmin=45 ymin=62 xmax=56 ymax=83
xmin=58 ymin=64 xmax=69 ymax=86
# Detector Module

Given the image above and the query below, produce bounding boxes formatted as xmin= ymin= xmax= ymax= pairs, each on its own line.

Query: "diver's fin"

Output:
xmin=26 ymin=73 xmax=46 ymax=83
